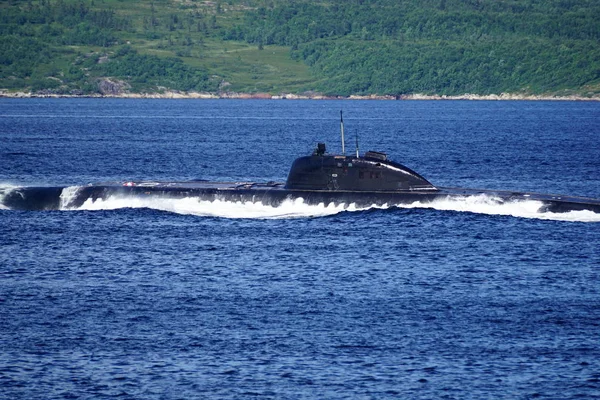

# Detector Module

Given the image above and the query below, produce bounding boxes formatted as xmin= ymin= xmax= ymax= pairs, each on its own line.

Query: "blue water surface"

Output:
xmin=1 ymin=99 xmax=599 ymax=399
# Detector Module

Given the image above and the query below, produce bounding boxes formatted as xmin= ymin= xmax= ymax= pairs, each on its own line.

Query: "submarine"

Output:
xmin=2 ymin=114 xmax=600 ymax=214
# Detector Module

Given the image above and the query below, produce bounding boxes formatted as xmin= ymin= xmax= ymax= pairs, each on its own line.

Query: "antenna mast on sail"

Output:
xmin=355 ymin=132 xmax=359 ymax=158
xmin=340 ymin=110 xmax=345 ymax=155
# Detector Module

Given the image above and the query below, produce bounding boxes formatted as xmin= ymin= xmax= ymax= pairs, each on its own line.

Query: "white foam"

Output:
xmin=74 ymin=195 xmax=365 ymax=219
xmin=68 ymin=192 xmax=600 ymax=222
xmin=0 ymin=184 xmax=19 ymax=210
xmin=59 ymin=186 xmax=82 ymax=209
xmin=391 ymin=194 xmax=600 ymax=222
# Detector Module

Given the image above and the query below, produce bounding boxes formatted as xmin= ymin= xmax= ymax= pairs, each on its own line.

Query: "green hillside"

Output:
xmin=1 ymin=0 xmax=599 ymax=97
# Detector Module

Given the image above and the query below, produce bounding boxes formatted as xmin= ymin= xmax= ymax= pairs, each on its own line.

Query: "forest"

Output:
xmin=1 ymin=0 xmax=599 ymax=97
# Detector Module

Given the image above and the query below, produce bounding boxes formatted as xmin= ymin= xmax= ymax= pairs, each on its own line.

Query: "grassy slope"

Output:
xmin=0 ymin=0 xmax=316 ymax=94
xmin=102 ymin=0 xmax=315 ymax=93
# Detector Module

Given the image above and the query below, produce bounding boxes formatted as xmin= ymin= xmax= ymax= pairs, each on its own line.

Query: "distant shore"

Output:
xmin=1 ymin=90 xmax=599 ymax=101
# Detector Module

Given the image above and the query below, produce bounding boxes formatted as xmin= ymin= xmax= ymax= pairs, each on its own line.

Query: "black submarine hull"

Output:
xmin=3 ymin=181 xmax=600 ymax=214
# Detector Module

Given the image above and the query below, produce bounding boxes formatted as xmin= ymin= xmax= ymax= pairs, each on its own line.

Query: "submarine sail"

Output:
xmin=285 ymin=143 xmax=437 ymax=192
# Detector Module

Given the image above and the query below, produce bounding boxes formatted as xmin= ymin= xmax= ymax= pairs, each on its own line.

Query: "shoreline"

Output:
xmin=1 ymin=90 xmax=598 ymax=101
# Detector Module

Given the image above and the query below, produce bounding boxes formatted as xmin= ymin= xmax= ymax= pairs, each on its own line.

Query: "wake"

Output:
xmin=389 ymin=194 xmax=600 ymax=222
xmin=74 ymin=195 xmax=360 ymax=219
xmin=0 ymin=184 xmax=19 ymax=210
xmin=69 ymin=190 xmax=600 ymax=222
xmin=2 ymin=185 xmax=599 ymax=222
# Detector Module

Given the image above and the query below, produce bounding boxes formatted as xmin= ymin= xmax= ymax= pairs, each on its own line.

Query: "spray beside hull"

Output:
xmin=3 ymin=181 xmax=600 ymax=214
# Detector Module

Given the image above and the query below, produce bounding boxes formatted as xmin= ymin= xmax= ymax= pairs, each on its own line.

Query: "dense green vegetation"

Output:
xmin=1 ymin=0 xmax=599 ymax=96
xmin=230 ymin=0 xmax=600 ymax=96
xmin=0 ymin=0 xmax=222 ymax=94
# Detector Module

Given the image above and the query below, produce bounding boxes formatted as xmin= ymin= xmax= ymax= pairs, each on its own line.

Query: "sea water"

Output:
xmin=1 ymin=99 xmax=599 ymax=399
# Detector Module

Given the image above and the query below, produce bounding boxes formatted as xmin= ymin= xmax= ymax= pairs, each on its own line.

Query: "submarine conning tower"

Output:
xmin=285 ymin=143 xmax=438 ymax=192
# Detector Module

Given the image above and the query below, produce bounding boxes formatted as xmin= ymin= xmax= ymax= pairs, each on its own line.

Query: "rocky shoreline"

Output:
xmin=1 ymin=89 xmax=598 ymax=101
